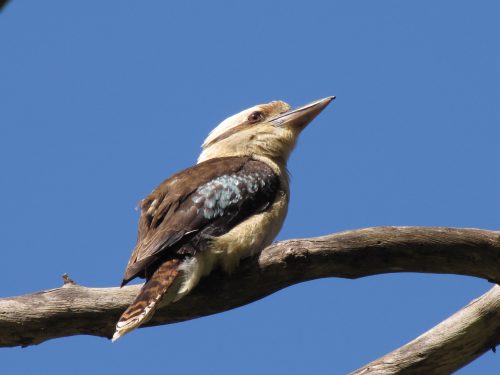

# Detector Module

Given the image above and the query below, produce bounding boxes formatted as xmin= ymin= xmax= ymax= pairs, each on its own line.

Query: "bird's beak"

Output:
xmin=269 ymin=96 xmax=335 ymax=130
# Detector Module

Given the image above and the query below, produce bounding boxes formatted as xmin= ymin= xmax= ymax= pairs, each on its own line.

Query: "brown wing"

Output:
xmin=121 ymin=156 xmax=279 ymax=285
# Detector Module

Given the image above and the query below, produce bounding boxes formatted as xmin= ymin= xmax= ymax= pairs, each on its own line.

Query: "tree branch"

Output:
xmin=1 ymin=226 xmax=499 ymax=372
xmin=351 ymin=284 xmax=500 ymax=374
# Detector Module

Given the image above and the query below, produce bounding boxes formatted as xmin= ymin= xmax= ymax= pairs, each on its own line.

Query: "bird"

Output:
xmin=112 ymin=96 xmax=335 ymax=341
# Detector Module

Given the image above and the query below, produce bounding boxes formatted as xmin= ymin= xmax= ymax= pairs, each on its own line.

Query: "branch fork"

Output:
xmin=1 ymin=226 xmax=499 ymax=374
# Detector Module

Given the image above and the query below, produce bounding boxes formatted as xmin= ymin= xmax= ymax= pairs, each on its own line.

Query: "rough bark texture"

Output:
xmin=351 ymin=285 xmax=500 ymax=374
xmin=1 ymin=226 xmax=499 ymax=373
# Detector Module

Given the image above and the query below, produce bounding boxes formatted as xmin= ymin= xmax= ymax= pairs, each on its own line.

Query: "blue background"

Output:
xmin=1 ymin=1 xmax=499 ymax=373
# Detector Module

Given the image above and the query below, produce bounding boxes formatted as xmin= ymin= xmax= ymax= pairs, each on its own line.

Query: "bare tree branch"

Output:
xmin=0 ymin=226 xmax=499 ymax=373
xmin=351 ymin=285 xmax=500 ymax=375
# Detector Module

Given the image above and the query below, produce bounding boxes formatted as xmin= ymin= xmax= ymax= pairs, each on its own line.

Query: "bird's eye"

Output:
xmin=247 ymin=111 xmax=264 ymax=124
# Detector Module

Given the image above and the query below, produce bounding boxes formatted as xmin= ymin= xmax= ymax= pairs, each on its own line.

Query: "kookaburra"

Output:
xmin=113 ymin=96 xmax=335 ymax=341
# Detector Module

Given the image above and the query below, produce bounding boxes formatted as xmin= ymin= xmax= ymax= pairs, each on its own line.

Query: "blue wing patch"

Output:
xmin=192 ymin=173 xmax=270 ymax=219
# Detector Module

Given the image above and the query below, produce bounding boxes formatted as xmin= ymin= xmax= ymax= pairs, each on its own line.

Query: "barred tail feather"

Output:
xmin=112 ymin=259 xmax=181 ymax=342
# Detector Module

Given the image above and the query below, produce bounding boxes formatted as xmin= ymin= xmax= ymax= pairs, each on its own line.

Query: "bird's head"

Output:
xmin=198 ymin=96 xmax=335 ymax=165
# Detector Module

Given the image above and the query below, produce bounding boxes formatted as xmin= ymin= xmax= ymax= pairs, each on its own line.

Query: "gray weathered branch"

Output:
xmin=351 ymin=283 xmax=500 ymax=374
xmin=1 ymin=227 xmax=499 ymax=373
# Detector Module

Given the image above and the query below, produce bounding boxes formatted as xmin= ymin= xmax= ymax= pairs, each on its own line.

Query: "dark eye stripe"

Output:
xmin=204 ymin=122 xmax=257 ymax=147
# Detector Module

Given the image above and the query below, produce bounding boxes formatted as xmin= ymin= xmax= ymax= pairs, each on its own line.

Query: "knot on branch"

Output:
xmin=62 ymin=273 xmax=77 ymax=287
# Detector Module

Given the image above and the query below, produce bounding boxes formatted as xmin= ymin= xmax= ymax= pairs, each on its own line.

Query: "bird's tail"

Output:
xmin=112 ymin=259 xmax=181 ymax=342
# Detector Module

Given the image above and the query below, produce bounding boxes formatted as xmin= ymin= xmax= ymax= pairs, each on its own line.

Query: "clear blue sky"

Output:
xmin=1 ymin=1 xmax=499 ymax=373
